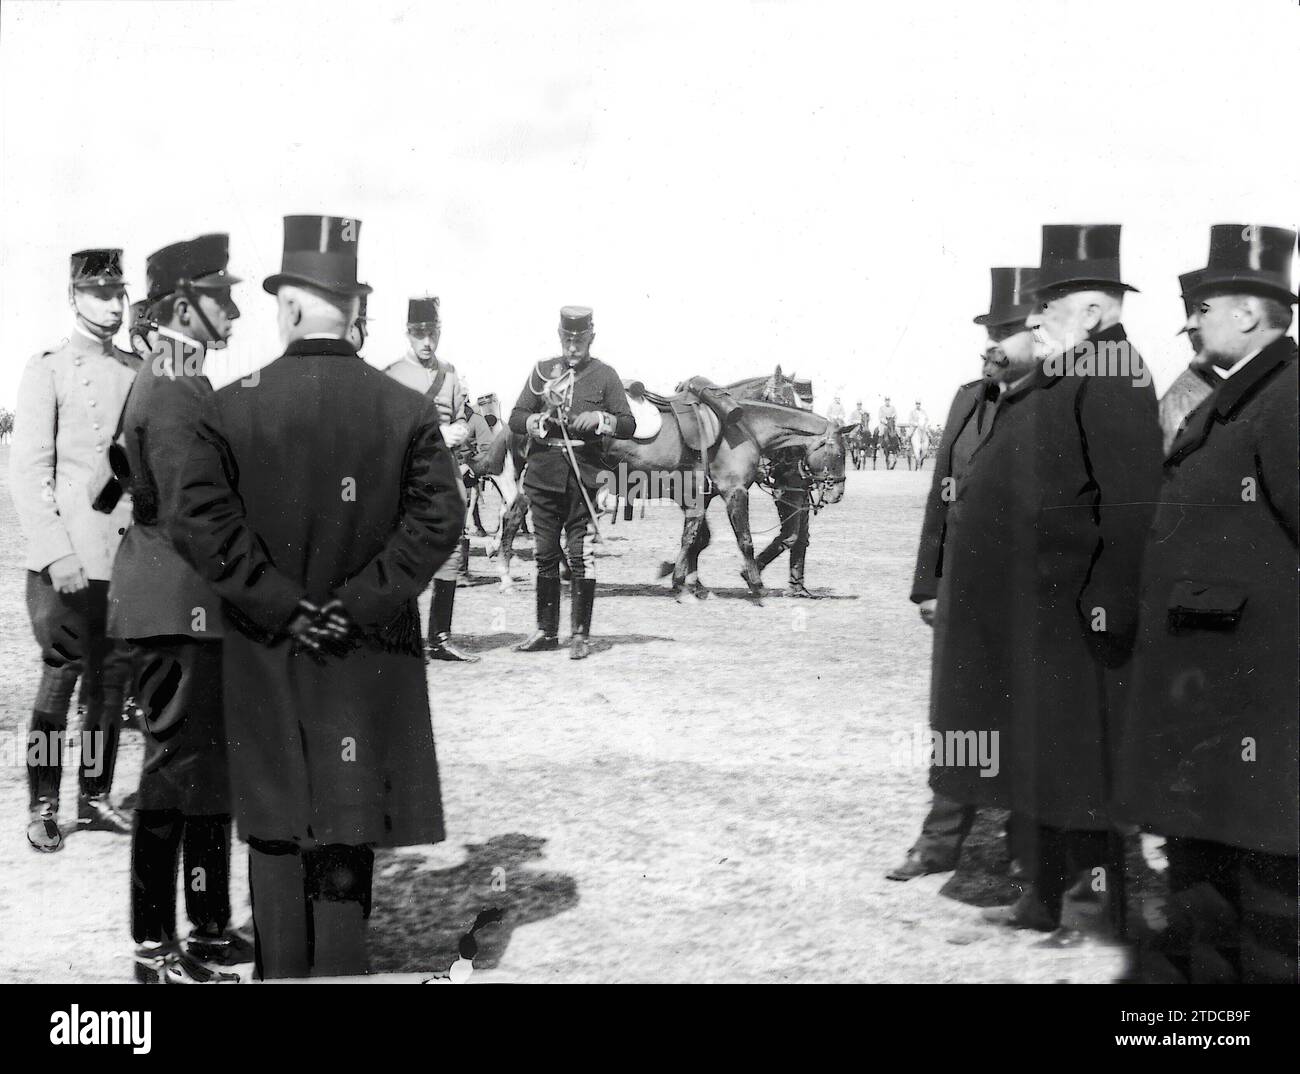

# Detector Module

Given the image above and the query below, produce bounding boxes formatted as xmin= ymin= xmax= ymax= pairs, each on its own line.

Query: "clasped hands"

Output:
xmin=526 ymin=411 xmax=608 ymax=440
xmin=286 ymin=598 xmax=358 ymax=661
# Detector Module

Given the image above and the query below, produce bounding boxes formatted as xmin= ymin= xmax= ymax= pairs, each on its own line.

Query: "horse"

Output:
xmin=906 ymin=423 xmax=930 ymax=471
xmin=848 ymin=424 xmax=874 ymax=470
xmin=879 ymin=418 xmax=902 ymax=470
xmin=484 ymin=399 xmax=852 ymax=601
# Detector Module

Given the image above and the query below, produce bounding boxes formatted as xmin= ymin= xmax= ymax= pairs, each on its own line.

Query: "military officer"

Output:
xmin=825 ymin=395 xmax=846 ymax=425
xmin=106 ymin=234 xmax=248 ymax=984
xmin=10 ymin=248 xmax=139 ymax=851
xmin=754 ymin=453 xmax=817 ymax=598
xmin=888 ymin=267 xmax=1038 ymax=881
xmin=509 ymin=306 xmax=634 ymax=659
xmin=1157 ymin=269 xmax=1217 ymax=454
xmin=877 ymin=396 xmax=897 ymax=427
xmin=907 ymin=400 xmax=930 ymax=431
xmin=1118 ymin=225 xmax=1297 ymax=983
xmin=170 ymin=215 xmax=464 ymax=979
xmin=379 ymin=296 xmax=476 ymax=662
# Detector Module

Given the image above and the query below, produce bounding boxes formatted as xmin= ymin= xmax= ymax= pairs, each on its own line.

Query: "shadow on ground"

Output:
xmin=368 ymin=833 xmax=579 ymax=975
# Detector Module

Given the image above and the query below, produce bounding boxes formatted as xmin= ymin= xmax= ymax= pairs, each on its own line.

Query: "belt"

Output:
xmin=537 ymin=438 xmax=595 ymax=449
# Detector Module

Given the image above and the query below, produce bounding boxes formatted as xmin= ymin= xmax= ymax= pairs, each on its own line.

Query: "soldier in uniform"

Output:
xmin=877 ymin=396 xmax=897 ymax=427
xmin=1118 ymin=225 xmax=1298 ymax=983
xmin=907 ymin=399 xmax=930 ymax=431
xmin=888 ymin=267 xmax=1038 ymax=880
xmin=825 ymin=395 xmax=846 ymax=425
xmin=379 ymin=296 xmax=477 ymax=662
xmin=509 ymin=306 xmax=634 ymax=659
xmin=754 ymin=453 xmax=817 ymax=599
xmin=170 ymin=215 xmax=464 ymax=979
xmin=106 ymin=234 xmax=248 ymax=984
xmin=10 ymin=248 xmax=139 ymax=851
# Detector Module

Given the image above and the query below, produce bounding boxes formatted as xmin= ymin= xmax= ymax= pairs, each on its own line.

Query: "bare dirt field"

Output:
xmin=0 ymin=445 xmax=1127 ymax=983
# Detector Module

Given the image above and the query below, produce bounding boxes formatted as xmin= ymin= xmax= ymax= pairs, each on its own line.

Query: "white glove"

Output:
xmin=441 ymin=421 xmax=469 ymax=449
xmin=526 ymin=413 xmax=551 ymax=440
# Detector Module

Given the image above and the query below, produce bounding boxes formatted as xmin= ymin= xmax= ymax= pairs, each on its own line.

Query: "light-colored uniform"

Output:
xmin=908 ymin=408 xmax=930 ymax=429
xmin=826 ymin=400 xmax=846 ymax=425
xmin=10 ymin=328 xmax=138 ymax=577
xmin=381 ymin=351 xmax=470 ymax=579
xmin=878 ymin=403 xmax=897 ymax=426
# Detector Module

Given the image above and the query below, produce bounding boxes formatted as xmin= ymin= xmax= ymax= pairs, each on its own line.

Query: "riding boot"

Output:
xmin=426 ymin=580 xmax=479 ymax=663
xmin=570 ymin=578 xmax=597 ymax=660
xmin=26 ymin=666 xmax=77 ymax=852
xmin=787 ymin=548 xmax=819 ymax=598
xmin=456 ymin=535 xmax=472 ymax=583
xmin=515 ymin=575 xmax=561 ymax=651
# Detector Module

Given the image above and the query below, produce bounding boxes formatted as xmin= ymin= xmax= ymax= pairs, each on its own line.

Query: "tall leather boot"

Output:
xmin=26 ymin=666 xmax=76 ymax=853
xmin=78 ymin=679 xmax=130 ymax=834
xmin=787 ymin=546 xmax=818 ymax=599
xmin=515 ymin=575 xmax=561 ymax=652
xmin=570 ymin=578 xmax=598 ymax=660
xmin=456 ymin=535 xmax=472 ymax=583
xmin=426 ymin=579 xmax=479 ymax=663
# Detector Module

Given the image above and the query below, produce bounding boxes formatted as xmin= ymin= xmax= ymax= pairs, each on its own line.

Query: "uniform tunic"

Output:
xmin=9 ymin=328 xmax=139 ymax=577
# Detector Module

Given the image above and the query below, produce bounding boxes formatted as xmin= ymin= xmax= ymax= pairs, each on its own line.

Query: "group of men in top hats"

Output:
xmin=893 ymin=221 xmax=1298 ymax=983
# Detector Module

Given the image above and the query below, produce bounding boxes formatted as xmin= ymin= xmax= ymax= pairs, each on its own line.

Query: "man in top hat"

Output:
xmin=169 ymin=215 xmax=464 ymax=979
xmin=509 ymin=306 xmax=634 ymax=659
xmin=9 ymin=248 xmax=140 ymax=852
xmin=103 ymin=233 xmax=248 ymax=983
xmin=1157 ymin=269 xmax=1217 ymax=454
xmin=379 ymin=296 xmax=477 ymax=662
xmin=888 ymin=267 xmax=1039 ymax=881
xmin=1117 ymin=225 xmax=1298 ymax=983
xmin=935 ymin=226 xmax=1163 ymax=940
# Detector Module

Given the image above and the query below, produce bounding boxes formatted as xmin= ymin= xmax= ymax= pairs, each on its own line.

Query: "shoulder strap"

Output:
xmin=427 ymin=366 xmax=448 ymax=401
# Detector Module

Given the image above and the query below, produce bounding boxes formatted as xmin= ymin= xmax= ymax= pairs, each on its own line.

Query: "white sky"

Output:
xmin=2 ymin=0 xmax=1297 ymax=412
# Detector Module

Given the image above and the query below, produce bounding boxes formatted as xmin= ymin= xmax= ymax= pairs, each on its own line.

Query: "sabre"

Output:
xmin=541 ymin=366 xmax=605 ymax=546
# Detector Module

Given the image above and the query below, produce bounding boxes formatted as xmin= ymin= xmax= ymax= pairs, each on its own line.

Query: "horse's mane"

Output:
xmin=737 ymin=399 xmax=833 ymax=449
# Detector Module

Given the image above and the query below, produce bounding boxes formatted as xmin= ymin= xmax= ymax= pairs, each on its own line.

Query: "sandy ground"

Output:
xmin=0 ymin=445 xmax=1128 ymax=983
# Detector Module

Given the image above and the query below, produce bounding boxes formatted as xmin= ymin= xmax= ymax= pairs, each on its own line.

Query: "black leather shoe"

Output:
xmin=886 ymin=850 xmax=957 ymax=881
xmin=981 ymin=890 xmax=1057 ymax=932
xmin=426 ymin=633 xmax=480 ymax=663
xmin=514 ymin=631 xmax=559 ymax=652
xmin=135 ymin=944 xmax=240 ymax=984
xmin=27 ymin=802 xmax=64 ymax=853
xmin=787 ymin=583 xmax=821 ymax=599
xmin=78 ymin=795 xmax=131 ymax=835
xmin=185 ymin=926 xmax=256 ymax=967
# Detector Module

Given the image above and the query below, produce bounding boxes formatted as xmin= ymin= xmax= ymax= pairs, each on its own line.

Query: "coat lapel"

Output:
xmin=1166 ymin=337 xmax=1297 ymax=464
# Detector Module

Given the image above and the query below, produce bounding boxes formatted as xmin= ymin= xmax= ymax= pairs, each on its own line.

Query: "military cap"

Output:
xmin=1031 ymin=224 xmax=1138 ymax=295
xmin=70 ymin=248 xmax=125 ymax=287
xmin=146 ymin=233 xmax=242 ymax=304
xmin=263 ymin=215 xmax=372 ymax=296
xmin=1188 ymin=224 xmax=1297 ymax=304
xmin=560 ymin=306 xmax=594 ymax=332
xmin=974 ymin=267 xmax=1038 ymax=326
xmin=407 ymin=296 xmax=440 ymax=325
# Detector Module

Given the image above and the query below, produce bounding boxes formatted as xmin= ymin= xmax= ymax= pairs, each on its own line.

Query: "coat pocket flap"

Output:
xmin=1167 ymin=579 xmax=1248 ymax=630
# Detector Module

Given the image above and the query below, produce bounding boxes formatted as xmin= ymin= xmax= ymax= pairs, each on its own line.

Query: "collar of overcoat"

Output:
xmin=284 ymin=337 xmax=359 ymax=359
xmin=1166 ymin=334 xmax=1298 ymax=464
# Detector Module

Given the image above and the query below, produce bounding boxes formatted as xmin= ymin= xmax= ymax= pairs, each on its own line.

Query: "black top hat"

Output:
xmin=146 ymin=233 xmax=242 ymax=304
xmin=974 ymin=267 xmax=1038 ymax=326
xmin=1188 ymin=224 xmax=1297 ymax=304
xmin=560 ymin=305 xmax=593 ymax=332
xmin=262 ymin=215 xmax=372 ymax=297
xmin=1177 ymin=269 xmax=1205 ymax=317
xmin=407 ymin=296 xmax=439 ymax=325
xmin=1031 ymin=224 xmax=1138 ymax=295
xmin=70 ymin=248 xmax=125 ymax=287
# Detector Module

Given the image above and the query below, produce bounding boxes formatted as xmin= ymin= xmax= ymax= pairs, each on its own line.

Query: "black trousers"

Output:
xmin=247 ymin=839 xmax=376 ymax=979
xmin=25 ymin=572 xmax=131 ymax=802
xmin=131 ymin=810 xmax=231 ymax=944
xmin=756 ymin=487 xmax=810 ymax=581
xmin=1015 ymin=823 xmax=1110 ymax=926
xmin=129 ymin=637 xmax=229 ymax=815
xmin=1143 ymin=838 xmax=1297 ymax=984
xmin=528 ymin=472 xmax=594 ymax=581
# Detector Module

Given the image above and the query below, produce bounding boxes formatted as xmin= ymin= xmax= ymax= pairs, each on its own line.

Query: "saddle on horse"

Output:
xmin=622 ymin=376 xmax=743 ymax=449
